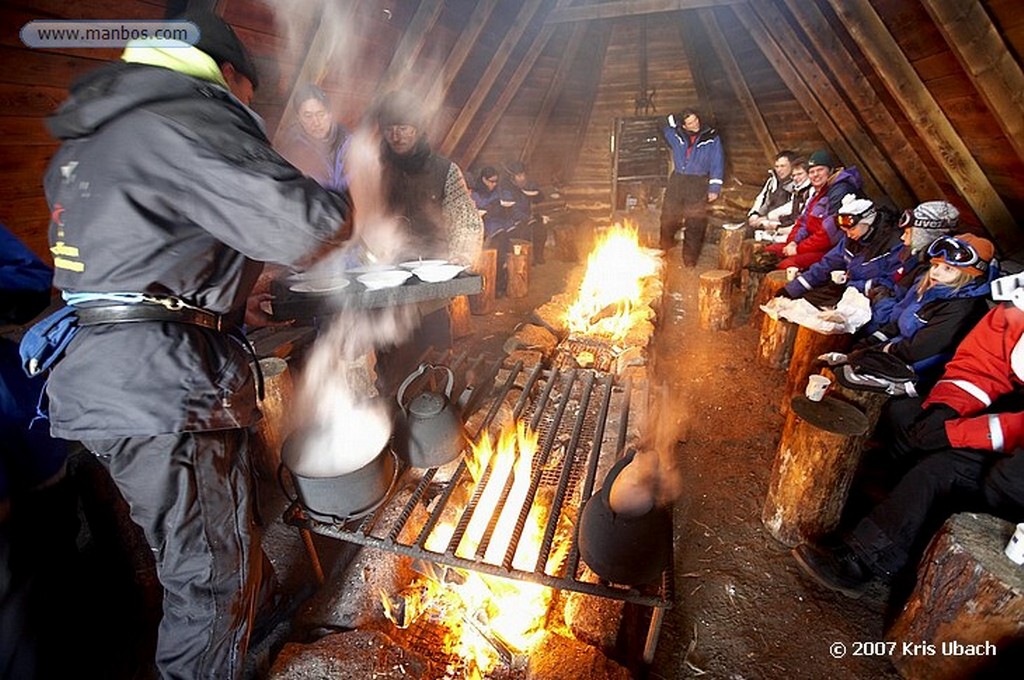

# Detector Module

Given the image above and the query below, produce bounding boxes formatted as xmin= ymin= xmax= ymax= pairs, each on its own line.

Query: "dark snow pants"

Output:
xmin=84 ymin=430 xmax=264 ymax=680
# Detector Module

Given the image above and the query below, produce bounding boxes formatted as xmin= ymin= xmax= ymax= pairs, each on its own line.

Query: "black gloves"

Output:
xmin=907 ymin=404 xmax=957 ymax=451
xmin=867 ymin=286 xmax=892 ymax=304
xmin=776 ymin=287 xmax=797 ymax=300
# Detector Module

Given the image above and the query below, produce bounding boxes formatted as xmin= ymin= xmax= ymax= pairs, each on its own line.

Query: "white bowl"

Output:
xmin=357 ymin=270 xmax=413 ymax=290
xmin=289 ymin=277 xmax=350 ymax=293
xmin=413 ymin=264 xmax=465 ymax=283
xmin=399 ymin=259 xmax=447 ymax=270
xmin=347 ymin=262 xmax=397 ymax=275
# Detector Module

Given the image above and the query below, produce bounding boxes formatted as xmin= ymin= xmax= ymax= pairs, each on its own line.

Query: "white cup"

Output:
xmin=1005 ymin=522 xmax=1024 ymax=565
xmin=831 ymin=270 xmax=848 ymax=285
xmin=805 ymin=374 xmax=831 ymax=402
xmin=512 ymin=244 xmax=522 ymax=255
xmin=786 ymin=266 xmax=799 ymax=282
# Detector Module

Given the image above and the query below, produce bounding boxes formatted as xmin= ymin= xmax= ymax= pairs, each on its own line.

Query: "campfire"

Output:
xmin=380 ymin=420 xmax=573 ymax=677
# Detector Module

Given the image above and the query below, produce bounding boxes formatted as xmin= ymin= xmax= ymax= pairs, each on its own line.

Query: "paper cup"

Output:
xmin=805 ymin=374 xmax=831 ymax=402
xmin=831 ymin=270 xmax=848 ymax=285
xmin=786 ymin=266 xmax=799 ymax=282
xmin=1005 ymin=522 xmax=1024 ymax=565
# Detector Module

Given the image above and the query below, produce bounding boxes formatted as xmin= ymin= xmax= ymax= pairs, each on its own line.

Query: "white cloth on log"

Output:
xmin=760 ymin=287 xmax=871 ymax=334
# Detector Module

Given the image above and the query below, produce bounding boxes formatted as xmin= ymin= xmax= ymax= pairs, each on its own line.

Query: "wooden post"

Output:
xmin=469 ymin=248 xmax=497 ymax=315
xmin=781 ymin=326 xmax=851 ymax=417
xmin=252 ymin=357 xmax=294 ymax=482
xmin=757 ymin=313 xmax=797 ymax=369
xmin=717 ymin=225 xmax=746 ymax=280
xmin=698 ymin=269 xmax=733 ymax=331
xmin=762 ymin=396 xmax=869 ymax=546
xmin=886 ymin=513 xmax=1024 ymax=680
xmin=750 ymin=269 xmax=788 ymax=328
xmin=507 ymin=241 xmax=530 ymax=298
xmin=449 ymin=295 xmax=472 ymax=338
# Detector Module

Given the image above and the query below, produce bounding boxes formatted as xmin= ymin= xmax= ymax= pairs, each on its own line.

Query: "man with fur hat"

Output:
xmin=30 ymin=10 xmax=353 ymax=678
xmin=793 ymin=266 xmax=1024 ymax=602
xmin=778 ymin=196 xmax=904 ymax=309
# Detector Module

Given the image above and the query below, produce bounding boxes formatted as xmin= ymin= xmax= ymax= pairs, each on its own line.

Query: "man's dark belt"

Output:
xmin=76 ymin=303 xmax=225 ymax=331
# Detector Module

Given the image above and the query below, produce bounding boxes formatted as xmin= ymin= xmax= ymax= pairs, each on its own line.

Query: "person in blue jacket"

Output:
xmin=780 ymin=197 xmax=904 ymax=308
xmin=859 ymin=233 xmax=998 ymax=391
xmin=658 ymin=109 xmax=724 ymax=266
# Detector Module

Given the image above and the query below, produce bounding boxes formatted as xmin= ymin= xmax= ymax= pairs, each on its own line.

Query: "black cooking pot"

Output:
xmin=577 ymin=448 xmax=672 ymax=585
xmin=280 ymin=425 xmax=398 ymax=523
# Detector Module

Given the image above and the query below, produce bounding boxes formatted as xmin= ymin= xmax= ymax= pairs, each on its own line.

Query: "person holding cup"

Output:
xmin=777 ymin=196 xmax=904 ymax=309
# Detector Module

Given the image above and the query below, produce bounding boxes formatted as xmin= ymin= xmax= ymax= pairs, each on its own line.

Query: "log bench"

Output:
xmin=698 ymin=269 xmax=733 ymax=330
xmin=886 ymin=512 xmax=1024 ymax=679
xmin=780 ymin=326 xmax=851 ymax=417
xmin=762 ymin=395 xmax=869 ymax=546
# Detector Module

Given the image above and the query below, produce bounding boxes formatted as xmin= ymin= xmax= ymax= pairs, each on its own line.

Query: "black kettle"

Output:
xmin=577 ymin=448 xmax=672 ymax=585
xmin=394 ymin=363 xmax=465 ymax=468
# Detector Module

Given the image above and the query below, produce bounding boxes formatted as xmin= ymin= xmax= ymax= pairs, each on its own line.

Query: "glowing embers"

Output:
xmin=380 ymin=420 xmax=573 ymax=677
xmin=563 ymin=222 xmax=661 ymax=342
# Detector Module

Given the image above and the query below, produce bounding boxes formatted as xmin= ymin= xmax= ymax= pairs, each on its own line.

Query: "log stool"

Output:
xmin=717 ymin=225 xmax=746 ymax=280
xmin=252 ymin=357 xmax=294 ymax=482
xmin=449 ymin=295 xmax=472 ymax=338
xmin=749 ymin=269 xmax=788 ymax=328
xmin=757 ymin=313 xmax=797 ymax=369
xmin=698 ymin=269 xmax=733 ymax=331
xmin=762 ymin=395 xmax=869 ymax=546
xmin=780 ymin=326 xmax=851 ymax=417
xmin=739 ymin=238 xmax=759 ymax=316
xmin=886 ymin=512 xmax=1024 ymax=680
xmin=507 ymin=240 xmax=530 ymax=299
xmin=469 ymin=248 xmax=497 ymax=315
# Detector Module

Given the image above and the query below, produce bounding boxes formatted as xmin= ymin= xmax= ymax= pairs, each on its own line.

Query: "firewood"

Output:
xmin=502 ymin=323 xmax=558 ymax=355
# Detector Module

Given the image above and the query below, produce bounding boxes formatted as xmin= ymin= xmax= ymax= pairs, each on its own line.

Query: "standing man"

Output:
xmin=375 ymin=90 xmax=483 ymax=387
xmin=33 ymin=11 xmax=352 ymax=678
xmin=659 ymin=109 xmax=724 ymax=266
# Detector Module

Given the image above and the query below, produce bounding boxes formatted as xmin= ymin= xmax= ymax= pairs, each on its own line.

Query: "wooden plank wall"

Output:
xmin=0 ymin=0 xmax=166 ymax=262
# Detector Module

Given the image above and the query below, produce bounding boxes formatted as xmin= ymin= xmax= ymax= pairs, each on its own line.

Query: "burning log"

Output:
xmin=526 ymin=632 xmax=632 ymax=680
xmin=503 ymin=323 xmax=559 ymax=355
xmin=562 ymin=591 xmax=625 ymax=653
xmin=886 ymin=513 xmax=1024 ymax=680
xmin=470 ymin=248 xmax=497 ymax=315
xmin=698 ymin=269 xmax=733 ymax=331
xmin=533 ymin=293 xmax=574 ymax=338
xmin=268 ymin=629 xmax=432 ymax=679
xmin=762 ymin=396 xmax=869 ymax=546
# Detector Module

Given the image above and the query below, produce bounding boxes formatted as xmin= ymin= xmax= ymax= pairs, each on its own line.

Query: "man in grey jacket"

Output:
xmin=39 ymin=12 xmax=352 ymax=678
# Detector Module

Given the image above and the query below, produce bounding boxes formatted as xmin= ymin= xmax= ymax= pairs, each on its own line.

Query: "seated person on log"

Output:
xmin=471 ymin=165 xmax=513 ymax=296
xmin=762 ymin=149 xmax=864 ymax=271
xmin=777 ymin=197 xmax=903 ymax=309
xmin=747 ymin=150 xmax=796 ymax=229
xmin=501 ymin=160 xmax=546 ymax=264
xmin=853 ymin=233 xmax=997 ymax=393
xmin=864 ymin=200 xmax=962 ymax=331
xmin=792 ymin=283 xmax=1024 ymax=599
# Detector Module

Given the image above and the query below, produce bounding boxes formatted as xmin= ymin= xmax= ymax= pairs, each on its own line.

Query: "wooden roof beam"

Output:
xmin=521 ymin=21 xmax=589 ymax=166
xmin=920 ymin=0 xmax=1024 ymax=166
xmin=425 ymin=0 xmax=500 ymax=107
xmin=378 ymin=0 xmax=445 ymax=93
xmin=731 ymin=4 xmax=888 ymax=201
xmin=438 ymin=0 xmax=547 ymax=158
xmin=782 ymin=0 xmax=943 ymax=203
xmin=564 ymin=23 xmax=612 ymax=183
xmin=746 ymin=1 xmax=912 ymax=206
xmin=545 ymin=0 xmax=744 ymax=24
xmin=695 ymin=8 xmax=777 ymax=162
xmin=824 ymin=0 xmax=1019 ymax=251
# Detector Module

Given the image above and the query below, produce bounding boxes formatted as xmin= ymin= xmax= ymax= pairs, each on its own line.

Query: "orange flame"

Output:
xmin=564 ymin=221 xmax=660 ymax=341
xmin=382 ymin=420 xmax=571 ymax=676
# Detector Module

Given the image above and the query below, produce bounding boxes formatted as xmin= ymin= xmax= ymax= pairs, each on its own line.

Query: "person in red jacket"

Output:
xmin=791 ymin=280 xmax=1024 ymax=598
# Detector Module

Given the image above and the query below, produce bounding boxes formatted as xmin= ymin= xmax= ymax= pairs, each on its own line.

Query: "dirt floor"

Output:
xmin=457 ymin=239 xmax=904 ymax=679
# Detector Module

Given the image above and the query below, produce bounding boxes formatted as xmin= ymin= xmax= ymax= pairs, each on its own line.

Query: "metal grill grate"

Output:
xmin=284 ymin=352 xmax=672 ymax=609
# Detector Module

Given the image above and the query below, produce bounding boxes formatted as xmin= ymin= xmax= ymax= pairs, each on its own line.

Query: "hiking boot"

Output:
xmin=792 ymin=542 xmax=872 ymax=599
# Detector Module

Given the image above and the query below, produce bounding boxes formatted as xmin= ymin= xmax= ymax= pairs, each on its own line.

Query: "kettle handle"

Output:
xmin=600 ymin=447 xmax=638 ymax=504
xmin=396 ymin=363 xmax=429 ymax=410
xmin=396 ymin=363 xmax=455 ymax=408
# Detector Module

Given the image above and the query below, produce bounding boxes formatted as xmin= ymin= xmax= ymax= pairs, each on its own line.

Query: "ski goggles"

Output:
xmin=836 ymin=209 xmax=874 ymax=230
xmin=927 ymin=235 xmax=988 ymax=272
